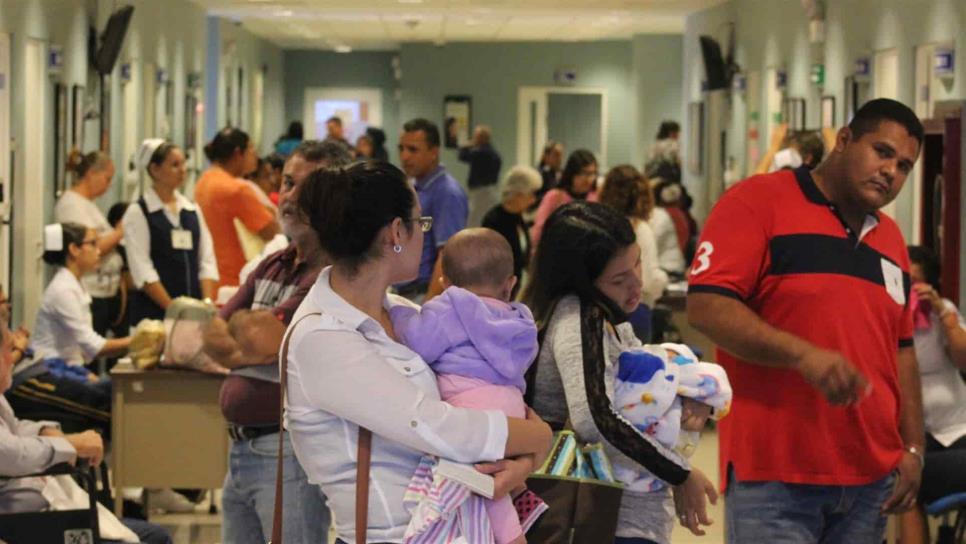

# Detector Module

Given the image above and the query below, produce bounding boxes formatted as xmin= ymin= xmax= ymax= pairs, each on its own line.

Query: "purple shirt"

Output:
xmin=414 ymin=165 xmax=468 ymax=284
xmin=389 ymin=286 xmax=538 ymax=392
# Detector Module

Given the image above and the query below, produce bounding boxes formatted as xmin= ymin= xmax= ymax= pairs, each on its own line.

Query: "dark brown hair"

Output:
xmin=298 ymin=161 xmax=415 ymax=274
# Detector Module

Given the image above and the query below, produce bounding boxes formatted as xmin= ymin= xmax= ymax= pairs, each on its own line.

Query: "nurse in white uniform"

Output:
xmin=29 ymin=223 xmax=131 ymax=367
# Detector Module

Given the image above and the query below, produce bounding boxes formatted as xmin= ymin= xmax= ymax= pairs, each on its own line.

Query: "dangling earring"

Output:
xmin=393 ymin=244 xmax=403 ymax=254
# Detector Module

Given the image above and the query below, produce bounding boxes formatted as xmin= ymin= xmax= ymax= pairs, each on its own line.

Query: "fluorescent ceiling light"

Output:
xmin=335 ymin=45 xmax=352 ymax=53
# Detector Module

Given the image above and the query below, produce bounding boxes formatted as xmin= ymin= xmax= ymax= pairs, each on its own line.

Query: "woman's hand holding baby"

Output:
xmin=476 ymin=456 xmax=536 ymax=497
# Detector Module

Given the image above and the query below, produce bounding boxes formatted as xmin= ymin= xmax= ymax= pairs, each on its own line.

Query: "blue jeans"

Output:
xmin=725 ymin=466 xmax=895 ymax=543
xmin=221 ymin=431 xmax=330 ymax=544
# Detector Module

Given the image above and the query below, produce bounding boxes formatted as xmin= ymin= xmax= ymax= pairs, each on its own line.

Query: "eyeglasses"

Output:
xmin=409 ymin=216 xmax=433 ymax=233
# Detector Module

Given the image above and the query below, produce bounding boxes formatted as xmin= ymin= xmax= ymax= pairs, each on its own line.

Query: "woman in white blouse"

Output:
xmin=598 ymin=165 xmax=669 ymax=341
xmin=122 ymin=139 xmax=218 ymax=328
xmin=285 ymin=161 xmax=552 ymax=543
xmin=55 ymin=151 xmax=125 ymax=336
xmin=30 ymin=223 xmax=130 ymax=367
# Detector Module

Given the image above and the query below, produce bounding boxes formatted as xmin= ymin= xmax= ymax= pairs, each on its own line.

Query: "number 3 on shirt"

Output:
xmin=691 ymin=241 xmax=714 ymax=276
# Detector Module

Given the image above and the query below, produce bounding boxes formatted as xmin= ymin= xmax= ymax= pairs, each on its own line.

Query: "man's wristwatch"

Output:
xmin=905 ymin=444 xmax=925 ymax=469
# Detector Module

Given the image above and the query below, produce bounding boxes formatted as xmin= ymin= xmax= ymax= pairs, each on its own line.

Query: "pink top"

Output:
xmin=529 ymin=188 xmax=598 ymax=247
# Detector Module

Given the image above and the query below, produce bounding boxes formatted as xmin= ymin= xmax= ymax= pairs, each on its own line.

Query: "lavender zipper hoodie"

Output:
xmin=389 ymin=286 xmax=538 ymax=393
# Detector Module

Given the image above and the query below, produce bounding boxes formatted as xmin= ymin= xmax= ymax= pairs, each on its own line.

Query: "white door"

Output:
xmin=17 ymin=39 xmax=46 ymax=326
xmin=303 ymin=87 xmax=383 ymax=144
xmin=873 ymin=49 xmax=899 ymax=101
xmin=122 ymin=60 xmax=141 ymax=200
xmin=763 ymin=68 xmax=784 ymax=156
xmin=873 ymin=49 xmax=899 ymax=219
xmin=0 ymin=33 xmax=10 ymax=295
xmin=516 ymin=86 xmax=608 ymax=169
xmin=252 ymin=68 xmax=264 ymax=151
xmin=744 ymin=70 xmax=761 ymax=177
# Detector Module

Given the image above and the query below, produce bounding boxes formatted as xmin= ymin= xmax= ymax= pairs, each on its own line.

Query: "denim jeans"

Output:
xmin=725 ymin=466 xmax=895 ymax=543
xmin=221 ymin=431 xmax=330 ymax=544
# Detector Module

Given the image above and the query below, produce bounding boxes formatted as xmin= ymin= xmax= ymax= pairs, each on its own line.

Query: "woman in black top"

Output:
xmin=481 ymin=165 xmax=542 ymax=298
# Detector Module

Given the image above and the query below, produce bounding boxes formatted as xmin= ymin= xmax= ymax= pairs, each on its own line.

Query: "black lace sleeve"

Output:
xmin=580 ymin=301 xmax=690 ymax=486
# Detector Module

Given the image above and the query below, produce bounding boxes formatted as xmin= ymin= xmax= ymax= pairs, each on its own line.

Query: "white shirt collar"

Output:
xmin=142 ymin=185 xmax=196 ymax=214
xmin=53 ymin=267 xmax=91 ymax=303
xmin=312 ymin=267 xmax=413 ymax=332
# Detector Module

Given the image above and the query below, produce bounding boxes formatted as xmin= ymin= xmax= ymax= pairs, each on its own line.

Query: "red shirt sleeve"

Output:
xmin=687 ymin=184 xmax=771 ymax=300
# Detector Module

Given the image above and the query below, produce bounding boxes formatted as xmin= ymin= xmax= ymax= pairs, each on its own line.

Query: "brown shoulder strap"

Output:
xmin=269 ymin=312 xmax=373 ymax=544
xmin=270 ymin=312 xmax=319 ymax=544
xmin=355 ymin=427 xmax=372 ymax=543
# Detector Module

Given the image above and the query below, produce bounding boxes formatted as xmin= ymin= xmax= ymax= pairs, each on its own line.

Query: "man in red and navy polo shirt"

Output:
xmin=687 ymin=98 xmax=925 ymax=543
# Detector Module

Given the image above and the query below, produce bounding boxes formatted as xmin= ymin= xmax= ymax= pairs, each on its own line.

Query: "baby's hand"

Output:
xmin=681 ymin=398 xmax=712 ymax=431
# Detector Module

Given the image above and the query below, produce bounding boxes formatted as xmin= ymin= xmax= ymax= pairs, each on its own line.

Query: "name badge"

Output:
xmin=881 ymin=258 xmax=905 ymax=305
xmin=171 ymin=229 xmax=193 ymax=250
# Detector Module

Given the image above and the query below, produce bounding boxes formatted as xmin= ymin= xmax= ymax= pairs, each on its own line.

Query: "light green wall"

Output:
xmin=398 ymin=41 xmax=635 ymax=185
xmin=281 ymin=39 xmax=685 ymax=184
xmin=218 ymin=19 xmax=285 ymax=155
xmin=684 ymin=0 xmax=966 ymax=228
xmin=633 ymin=34 xmax=684 ymax=168
xmin=283 ymin=50 xmax=400 ymax=156
xmin=684 ymin=0 xmax=966 ymax=306
xmin=0 ymin=0 xmax=282 ymax=323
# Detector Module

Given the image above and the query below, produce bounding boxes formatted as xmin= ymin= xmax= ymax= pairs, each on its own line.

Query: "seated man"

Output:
xmin=203 ymin=140 xmax=350 ymax=544
xmin=0 ymin=304 xmax=171 ymax=544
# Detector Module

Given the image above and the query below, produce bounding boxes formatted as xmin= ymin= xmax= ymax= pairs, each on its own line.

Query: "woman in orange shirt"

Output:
xmin=194 ymin=128 xmax=280 ymax=288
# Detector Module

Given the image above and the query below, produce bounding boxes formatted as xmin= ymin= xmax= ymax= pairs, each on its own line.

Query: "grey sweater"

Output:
xmin=531 ymin=296 xmax=689 ymax=542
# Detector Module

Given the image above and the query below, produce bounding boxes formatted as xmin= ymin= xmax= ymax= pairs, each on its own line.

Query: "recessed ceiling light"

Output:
xmin=335 ymin=45 xmax=352 ymax=53
xmin=275 ymin=9 xmax=294 ymax=17
xmin=398 ymin=0 xmax=424 ymax=4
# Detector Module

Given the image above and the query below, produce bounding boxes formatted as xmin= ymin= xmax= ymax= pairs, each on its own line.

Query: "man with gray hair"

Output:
xmin=482 ymin=165 xmax=542 ymax=298
xmin=459 ymin=124 xmax=503 ymax=228
xmin=203 ymin=140 xmax=351 ymax=544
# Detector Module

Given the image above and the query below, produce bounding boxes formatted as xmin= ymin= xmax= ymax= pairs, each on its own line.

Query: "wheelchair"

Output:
xmin=0 ymin=461 xmax=101 ymax=544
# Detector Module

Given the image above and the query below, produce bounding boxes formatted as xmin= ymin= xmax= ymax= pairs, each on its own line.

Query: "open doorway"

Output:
xmin=303 ymin=87 xmax=382 ymax=144
xmin=516 ymin=86 xmax=608 ymax=168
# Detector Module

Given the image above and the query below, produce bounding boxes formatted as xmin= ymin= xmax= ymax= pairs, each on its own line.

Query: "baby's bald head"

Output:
xmin=441 ymin=228 xmax=516 ymax=300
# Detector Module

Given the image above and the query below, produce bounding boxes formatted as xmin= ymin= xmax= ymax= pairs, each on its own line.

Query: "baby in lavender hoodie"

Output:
xmin=390 ymin=228 xmax=538 ymax=544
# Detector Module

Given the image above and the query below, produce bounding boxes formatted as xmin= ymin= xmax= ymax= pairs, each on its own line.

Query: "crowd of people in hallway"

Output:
xmin=1 ymin=96 xmax=964 ymax=544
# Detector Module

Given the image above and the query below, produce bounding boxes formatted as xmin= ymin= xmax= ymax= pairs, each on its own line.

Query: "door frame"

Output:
xmin=516 ymin=86 xmax=609 ymax=168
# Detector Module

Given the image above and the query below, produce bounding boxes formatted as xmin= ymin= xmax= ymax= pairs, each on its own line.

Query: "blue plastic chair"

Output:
xmin=925 ymin=492 xmax=966 ymax=544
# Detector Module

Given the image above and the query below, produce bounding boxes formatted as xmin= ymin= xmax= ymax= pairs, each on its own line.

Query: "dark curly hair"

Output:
xmin=598 ymin=164 xmax=654 ymax=221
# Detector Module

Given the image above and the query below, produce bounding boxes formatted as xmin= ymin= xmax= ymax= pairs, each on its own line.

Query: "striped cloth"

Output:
xmin=403 ymin=456 xmax=495 ymax=544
